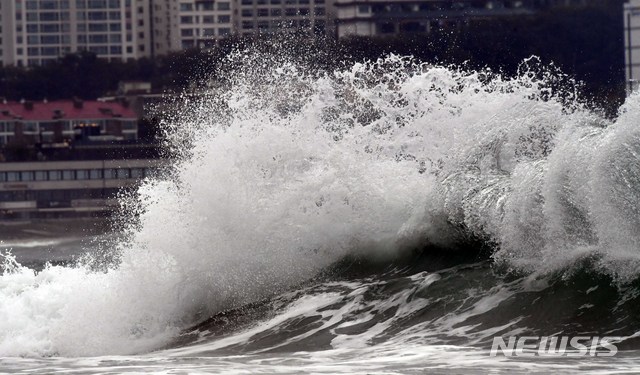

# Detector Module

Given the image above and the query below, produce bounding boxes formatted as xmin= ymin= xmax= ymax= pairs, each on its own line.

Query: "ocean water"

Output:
xmin=1 ymin=53 xmax=640 ymax=373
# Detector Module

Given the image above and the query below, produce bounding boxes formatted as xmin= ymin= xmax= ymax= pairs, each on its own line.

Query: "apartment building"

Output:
xmin=174 ymin=0 xmax=233 ymax=49
xmin=152 ymin=0 xmax=333 ymax=53
xmin=0 ymin=0 xmax=151 ymax=67
xmin=334 ymin=0 xmax=609 ymax=38
xmin=625 ymin=0 xmax=640 ymax=93
xmin=335 ymin=0 xmax=537 ymax=38
xmin=0 ymin=0 xmax=338 ymax=64
xmin=236 ymin=0 xmax=334 ymax=37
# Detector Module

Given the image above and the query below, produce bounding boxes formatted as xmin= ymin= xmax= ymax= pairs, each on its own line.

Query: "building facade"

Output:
xmin=0 ymin=158 xmax=162 ymax=218
xmin=236 ymin=0 xmax=334 ymax=37
xmin=625 ymin=0 xmax=640 ymax=93
xmin=334 ymin=0 xmax=607 ymax=38
xmin=0 ymin=0 xmax=338 ymax=64
xmin=0 ymin=99 xmax=138 ymax=146
xmin=0 ymin=0 xmax=151 ymax=67
xmin=175 ymin=0 xmax=233 ymax=49
xmin=335 ymin=0 xmax=537 ymax=38
xmin=0 ymin=0 xmax=617 ymax=65
xmin=152 ymin=0 xmax=335 ymax=53
xmin=0 ymin=97 xmax=162 ymax=219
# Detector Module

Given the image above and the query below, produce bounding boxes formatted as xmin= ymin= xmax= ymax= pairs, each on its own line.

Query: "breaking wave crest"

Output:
xmin=1 ymin=52 xmax=639 ymax=358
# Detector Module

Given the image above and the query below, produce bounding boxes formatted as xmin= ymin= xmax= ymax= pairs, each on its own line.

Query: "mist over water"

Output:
xmin=1 ymin=51 xmax=640 ymax=367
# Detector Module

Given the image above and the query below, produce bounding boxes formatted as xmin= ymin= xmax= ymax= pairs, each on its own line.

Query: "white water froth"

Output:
xmin=0 ymin=55 xmax=639 ymax=357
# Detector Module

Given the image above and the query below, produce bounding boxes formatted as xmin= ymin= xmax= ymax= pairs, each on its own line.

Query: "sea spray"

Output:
xmin=0 ymin=52 xmax=638 ymax=358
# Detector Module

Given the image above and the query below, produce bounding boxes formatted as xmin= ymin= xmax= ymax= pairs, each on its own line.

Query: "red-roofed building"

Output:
xmin=0 ymin=99 xmax=138 ymax=146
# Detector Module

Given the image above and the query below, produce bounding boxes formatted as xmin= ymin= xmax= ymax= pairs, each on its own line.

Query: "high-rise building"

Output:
xmin=625 ymin=0 xmax=640 ymax=93
xmin=149 ymin=0 xmax=235 ymax=55
xmin=235 ymin=0 xmax=334 ymax=37
xmin=0 ymin=0 xmax=337 ymax=66
xmin=334 ymin=0 xmax=610 ymax=39
xmin=147 ymin=0 xmax=334 ymax=56
xmin=149 ymin=0 xmax=177 ymax=56
xmin=335 ymin=0 xmax=538 ymax=38
xmin=0 ymin=0 xmax=151 ymax=67
xmin=173 ymin=0 xmax=233 ymax=50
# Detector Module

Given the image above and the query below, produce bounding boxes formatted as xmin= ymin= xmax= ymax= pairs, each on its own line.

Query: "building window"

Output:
xmin=88 ymin=23 xmax=108 ymax=32
xmin=89 ymin=34 xmax=108 ymax=43
xmin=89 ymin=46 xmax=109 ymax=54
xmin=40 ymin=12 xmax=60 ymax=21
xmin=76 ymin=170 xmax=90 ymax=180
xmin=6 ymin=172 xmax=19 ymax=182
xmin=41 ymin=35 xmax=61 ymax=44
xmin=90 ymin=169 xmax=103 ymax=179
xmin=88 ymin=11 xmax=108 ymax=20
xmin=41 ymin=47 xmax=60 ymax=56
xmin=104 ymin=169 xmax=117 ymax=179
xmin=62 ymin=170 xmax=75 ymax=180
xmin=117 ymin=169 xmax=130 ymax=179
xmin=88 ymin=0 xmax=109 ymax=8
xmin=24 ymin=123 xmax=38 ymax=133
xmin=131 ymin=168 xmax=144 ymax=178
xmin=34 ymin=171 xmax=47 ymax=181
xmin=21 ymin=171 xmax=34 ymax=181
xmin=49 ymin=171 xmax=62 ymax=181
